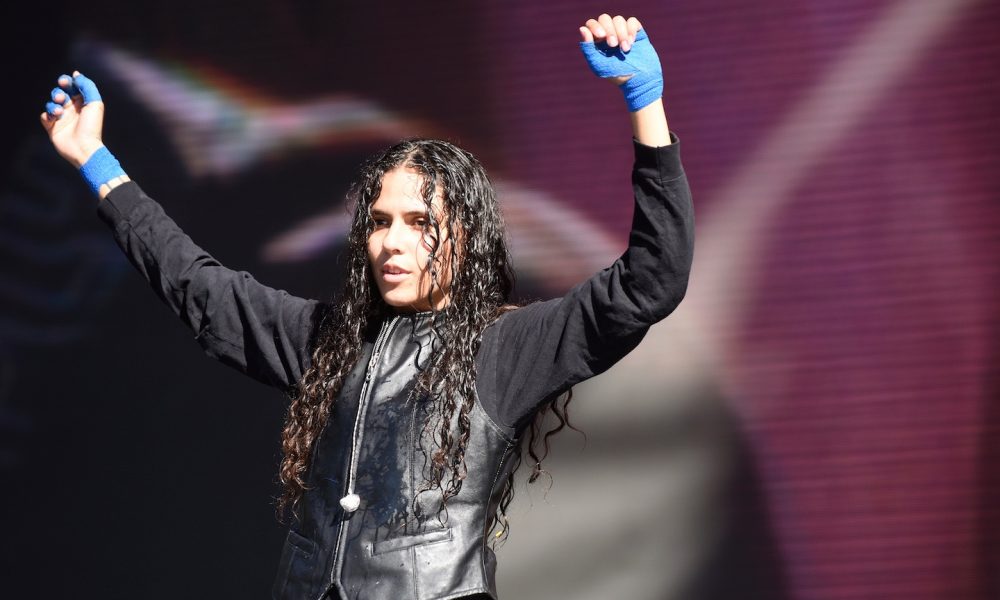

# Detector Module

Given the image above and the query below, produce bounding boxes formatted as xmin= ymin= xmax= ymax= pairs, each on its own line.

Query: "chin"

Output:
xmin=381 ymin=291 xmax=422 ymax=311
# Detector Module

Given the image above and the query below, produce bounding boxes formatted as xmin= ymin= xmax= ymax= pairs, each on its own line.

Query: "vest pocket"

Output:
xmin=371 ymin=527 xmax=452 ymax=555
xmin=272 ymin=530 xmax=318 ymax=599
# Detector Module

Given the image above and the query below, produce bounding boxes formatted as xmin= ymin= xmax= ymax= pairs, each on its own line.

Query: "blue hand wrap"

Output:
xmin=60 ymin=72 xmax=103 ymax=103
xmin=73 ymin=73 xmax=103 ymax=103
xmin=79 ymin=147 xmax=126 ymax=195
xmin=46 ymin=73 xmax=103 ymax=117
xmin=46 ymin=86 xmax=70 ymax=117
xmin=579 ymin=29 xmax=663 ymax=112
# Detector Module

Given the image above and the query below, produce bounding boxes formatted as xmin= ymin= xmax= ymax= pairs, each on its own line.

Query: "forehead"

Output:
xmin=371 ymin=166 xmax=443 ymax=214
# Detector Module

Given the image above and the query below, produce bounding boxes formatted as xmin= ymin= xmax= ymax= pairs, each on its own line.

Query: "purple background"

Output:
xmin=2 ymin=1 xmax=998 ymax=598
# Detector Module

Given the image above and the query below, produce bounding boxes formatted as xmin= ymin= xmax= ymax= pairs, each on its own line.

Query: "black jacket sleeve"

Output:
xmin=482 ymin=135 xmax=694 ymax=430
xmin=97 ymin=182 xmax=322 ymax=392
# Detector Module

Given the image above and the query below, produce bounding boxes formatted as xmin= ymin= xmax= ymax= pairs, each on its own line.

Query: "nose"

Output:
xmin=381 ymin=220 xmax=405 ymax=254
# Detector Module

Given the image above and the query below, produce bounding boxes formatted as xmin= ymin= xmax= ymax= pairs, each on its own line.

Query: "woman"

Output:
xmin=40 ymin=13 xmax=693 ymax=600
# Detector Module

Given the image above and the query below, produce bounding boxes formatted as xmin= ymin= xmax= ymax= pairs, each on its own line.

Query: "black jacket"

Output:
xmin=97 ymin=136 xmax=693 ymax=599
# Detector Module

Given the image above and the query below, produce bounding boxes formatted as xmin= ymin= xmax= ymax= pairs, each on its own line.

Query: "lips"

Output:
xmin=380 ymin=263 xmax=410 ymax=283
xmin=382 ymin=264 xmax=409 ymax=275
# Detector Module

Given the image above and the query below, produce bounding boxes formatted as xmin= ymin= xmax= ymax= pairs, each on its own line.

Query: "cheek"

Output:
xmin=416 ymin=240 xmax=433 ymax=268
xmin=419 ymin=228 xmax=448 ymax=262
xmin=427 ymin=242 xmax=455 ymax=286
xmin=367 ymin=233 xmax=381 ymax=264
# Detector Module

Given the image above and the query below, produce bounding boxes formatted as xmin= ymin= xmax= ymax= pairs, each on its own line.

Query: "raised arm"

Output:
xmin=39 ymin=73 xmax=322 ymax=391
xmin=480 ymin=15 xmax=694 ymax=429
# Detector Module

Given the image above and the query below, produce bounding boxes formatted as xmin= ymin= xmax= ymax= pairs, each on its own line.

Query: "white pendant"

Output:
xmin=339 ymin=493 xmax=361 ymax=513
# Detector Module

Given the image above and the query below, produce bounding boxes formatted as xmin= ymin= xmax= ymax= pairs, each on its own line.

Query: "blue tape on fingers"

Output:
xmin=58 ymin=74 xmax=79 ymax=97
xmin=72 ymin=73 xmax=103 ymax=104
xmin=79 ymin=147 xmax=126 ymax=195
xmin=580 ymin=29 xmax=663 ymax=112
xmin=45 ymin=101 xmax=63 ymax=117
xmin=50 ymin=87 xmax=69 ymax=105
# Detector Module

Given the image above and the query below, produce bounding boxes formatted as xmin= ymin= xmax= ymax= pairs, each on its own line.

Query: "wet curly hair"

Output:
xmin=276 ymin=139 xmax=574 ymax=538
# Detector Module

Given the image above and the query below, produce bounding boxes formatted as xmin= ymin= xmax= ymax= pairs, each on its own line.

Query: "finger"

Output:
xmin=597 ymin=14 xmax=616 ymax=46
xmin=57 ymin=73 xmax=79 ymax=97
xmin=39 ymin=111 xmax=60 ymax=134
xmin=45 ymin=101 xmax=64 ymax=118
xmin=612 ymin=15 xmax=630 ymax=51
xmin=585 ymin=18 xmax=605 ymax=40
xmin=579 ymin=26 xmax=594 ymax=43
xmin=627 ymin=17 xmax=643 ymax=39
xmin=50 ymin=87 xmax=70 ymax=105
xmin=72 ymin=72 xmax=103 ymax=105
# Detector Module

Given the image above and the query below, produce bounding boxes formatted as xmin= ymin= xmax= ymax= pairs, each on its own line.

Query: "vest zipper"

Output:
xmin=326 ymin=315 xmax=399 ymax=595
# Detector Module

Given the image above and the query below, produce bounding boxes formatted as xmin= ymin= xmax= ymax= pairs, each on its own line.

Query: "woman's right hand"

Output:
xmin=39 ymin=71 xmax=106 ymax=168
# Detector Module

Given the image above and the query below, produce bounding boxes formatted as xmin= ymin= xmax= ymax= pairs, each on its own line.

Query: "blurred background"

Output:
xmin=2 ymin=1 xmax=998 ymax=598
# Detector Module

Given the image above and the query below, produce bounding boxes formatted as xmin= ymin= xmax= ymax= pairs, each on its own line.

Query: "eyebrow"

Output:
xmin=370 ymin=208 xmax=431 ymax=218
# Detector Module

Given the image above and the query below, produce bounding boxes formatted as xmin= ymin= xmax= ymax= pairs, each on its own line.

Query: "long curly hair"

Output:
xmin=278 ymin=139 xmax=573 ymax=530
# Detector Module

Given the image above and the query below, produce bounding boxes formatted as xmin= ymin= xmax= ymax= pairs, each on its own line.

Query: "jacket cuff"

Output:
xmin=96 ymin=180 xmax=145 ymax=228
xmin=633 ymin=131 xmax=684 ymax=182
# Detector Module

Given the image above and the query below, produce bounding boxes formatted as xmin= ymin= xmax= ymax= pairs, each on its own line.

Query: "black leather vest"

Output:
xmin=272 ymin=313 xmax=519 ymax=600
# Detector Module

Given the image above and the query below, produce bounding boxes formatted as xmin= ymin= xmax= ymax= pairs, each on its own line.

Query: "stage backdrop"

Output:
xmin=2 ymin=1 xmax=998 ymax=598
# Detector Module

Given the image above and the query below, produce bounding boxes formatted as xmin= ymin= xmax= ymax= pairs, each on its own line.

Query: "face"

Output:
xmin=367 ymin=167 xmax=453 ymax=312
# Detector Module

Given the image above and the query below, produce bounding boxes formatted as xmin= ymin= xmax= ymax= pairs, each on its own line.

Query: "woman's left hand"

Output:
xmin=579 ymin=14 xmax=644 ymax=86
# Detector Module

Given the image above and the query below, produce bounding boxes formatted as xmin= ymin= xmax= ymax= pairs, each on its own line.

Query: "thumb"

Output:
xmin=39 ymin=111 xmax=56 ymax=134
xmin=71 ymin=72 xmax=107 ymax=139
xmin=72 ymin=71 xmax=104 ymax=105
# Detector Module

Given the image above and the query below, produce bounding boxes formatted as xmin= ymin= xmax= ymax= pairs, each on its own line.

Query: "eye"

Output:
xmin=414 ymin=217 xmax=429 ymax=228
xmin=372 ymin=216 xmax=388 ymax=228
